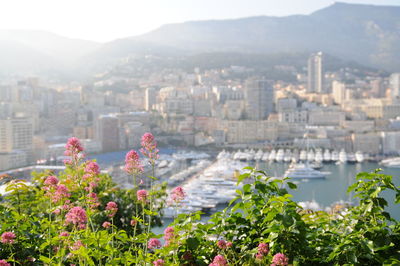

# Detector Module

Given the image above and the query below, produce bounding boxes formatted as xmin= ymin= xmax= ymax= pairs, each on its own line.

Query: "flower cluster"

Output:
xmin=209 ymin=255 xmax=227 ymax=266
xmin=105 ymin=201 xmax=118 ymax=217
xmin=1 ymin=232 xmax=16 ymax=244
xmin=65 ymin=206 xmax=87 ymax=229
xmin=137 ymin=190 xmax=148 ymax=203
xmin=124 ymin=150 xmax=144 ymax=176
xmin=102 ymin=222 xmax=111 ymax=229
xmin=255 ymin=242 xmax=269 ymax=260
xmin=153 ymin=259 xmax=164 ymax=266
xmin=163 ymin=227 xmax=175 ymax=246
xmin=140 ymin=133 xmax=159 ymax=163
xmin=271 ymin=253 xmax=289 ymax=266
xmin=87 ymin=192 xmax=100 ymax=209
xmin=0 ymin=260 xmax=10 ymax=266
xmin=44 ymin=175 xmax=59 ymax=186
xmin=64 ymin=137 xmax=84 ymax=165
xmin=84 ymin=161 xmax=100 ymax=176
xmin=51 ymin=184 xmax=71 ymax=203
xmin=216 ymin=239 xmax=232 ymax=249
xmin=170 ymin=186 xmax=185 ymax=204
xmin=147 ymin=238 xmax=161 ymax=249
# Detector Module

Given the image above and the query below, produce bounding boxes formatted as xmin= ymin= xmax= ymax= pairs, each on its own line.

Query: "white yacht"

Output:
xmin=380 ymin=157 xmax=400 ymax=168
xmin=284 ymin=163 xmax=327 ymax=179
xmin=283 ymin=150 xmax=292 ymax=163
xmin=323 ymin=149 xmax=331 ymax=162
xmin=291 ymin=149 xmax=299 ymax=163
xmin=331 ymin=150 xmax=339 ymax=162
xmin=347 ymin=153 xmax=357 ymax=164
xmin=315 ymin=149 xmax=323 ymax=163
xmin=233 ymin=150 xmax=242 ymax=161
xmin=269 ymin=149 xmax=277 ymax=161
xmin=254 ymin=149 xmax=264 ymax=161
xmin=307 ymin=149 xmax=315 ymax=162
xmin=339 ymin=149 xmax=347 ymax=163
xmin=299 ymin=150 xmax=307 ymax=161
xmin=262 ymin=151 xmax=270 ymax=161
xmin=355 ymin=151 xmax=364 ymax=163
xmin=276 ymin=149 xmax=284 ymax=162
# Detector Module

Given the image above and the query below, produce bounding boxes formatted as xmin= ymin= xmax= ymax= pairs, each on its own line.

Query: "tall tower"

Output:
xmin=390 ymin=73 xmax=400 ymax=102
xmin=245 ymin=79 xmax=275 ymax=120
xmin=307 ymin=52 xmax=324 ymax=93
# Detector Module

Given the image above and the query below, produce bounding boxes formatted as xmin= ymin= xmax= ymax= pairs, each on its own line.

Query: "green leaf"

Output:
xmin=186 ymin=237 xmax=200 ymax=250
xmin=287 ymin=182 xmax=297 ymax=189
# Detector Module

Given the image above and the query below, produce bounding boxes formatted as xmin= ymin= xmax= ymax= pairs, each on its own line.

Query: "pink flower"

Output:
xmin=255 ymin=253 xmax=264 ymax=261
xmin=226 ymin=241 xmax=233 ymax=248
xmin=85 ymin=161 xmax=100 ymax=175
xmin=258 ymin=242 xmax=269 ymax=255
xmin=140 ymin=133 xmax=159 ymax=162
xmin=164 ymin=227 xmax=174 ymax=241
xmin=137 ymin=190 xmax=148 ymax=203
xmin=171 ymin=186 xmax=185 ymax=203
xmin=71 ymin=240 xmax=84 ymax=251
xmin=105 ymin=201 xmax=118 ymax=217
xmin=102 ymin=222 xmax=111 ymax=228
xmin=0 ymin=260 xmax=10 ymax=266
xmin=87 ymin=192 xmax=100 ymax=209
xmin=1 ymin=232 xmax=15 ymax=244
xmin=44 ymin=176 xmax=59 ymax=186
xmin=209 ymin=255 xmax=227 ymax=266
xmin=51 ymin=184 xmax=71 ymax=203
xmin=147 ymin=238 xmax=161 ymax=249
xmin=153 ymin=259 xmax=164 ymax=266
xmin=272 ymin=253 xmax=289 ymax=266
xmin=124 ymin=150 xmax=144 ymax=175
xmin=130 ymin=219 xmax=137 ymax=226
xmin=59 ymin=232 xmax=69 ymax=237
xmin=217 ymin=240 xmax=227 ymax=249
xmin=163 ymin=226 xmax=175 ymax=245
xmin=65 ymin=137 xmax=84 ymax=156
xmin=65 ymin=207 xmax=87 ymax=228
xmin=53 ymin=208 xmax=61 ymax=215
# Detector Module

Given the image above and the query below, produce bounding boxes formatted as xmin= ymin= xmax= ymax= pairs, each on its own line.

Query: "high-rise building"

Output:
xmin=390 ymin=73 xmax=400 ymax=102
xmin=144 ymin=88 xmax=156 ymax=111
xmin=332 ymin=81 xmax=346 ymax=104
xmin=244 ymin=79 xmax=275 ymax=120
xmin=0 ymin=117 xmax=33 ymax=153
xmin=95 ymin=115 xmax=119 ymax=152
xmin=307 ymin=52 xmax=324 ymax=93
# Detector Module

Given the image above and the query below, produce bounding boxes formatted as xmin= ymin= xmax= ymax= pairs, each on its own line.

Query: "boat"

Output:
xmin=254 ymin=149 xmax=264 ymax=161
xmin=284 ymin=163 xmax=327 ymax=179
xmin=261 ymin=151 xmax=270 ymax=161
xmin=347 ymin=153 xmax=357 ymax=164
xmin=291 ymin=149 xmax=299 ymax=163
xmin=283 ymin=150 xmax=292 ymax=163
xmin=323 ymin=149 xmax=331 ymax=162
xmin=299 ymin=150 xmax=307 ymax=161
xmin=380 ymin=157 xmax=400 ymax=168
xmin=355 ymin=151 xmax=364 ymax=163
xmin=314 ymin=149 xmax=323 ymax=163
xmin=339 ymin=149 xmax=347 ymax=164
xmin=276 ymin=149 xmax=284 ymax=162
xmin=269 ymin=149 xmax=276 ymax=161
xmin=331 ymin=150 xmax=339 ymax=162
xmin=307 ymin=149 xmax=315 ymax=162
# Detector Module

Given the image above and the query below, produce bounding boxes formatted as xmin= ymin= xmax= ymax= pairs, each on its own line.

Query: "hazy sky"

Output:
xmin=1 ymin=0 xmax=398 ymax=42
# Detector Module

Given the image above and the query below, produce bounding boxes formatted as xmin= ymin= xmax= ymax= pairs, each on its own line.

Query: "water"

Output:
xmin=256 ymin=161 xmax=400 ymax=219
xmin=90 ymin=149 xmax=400 ymax=222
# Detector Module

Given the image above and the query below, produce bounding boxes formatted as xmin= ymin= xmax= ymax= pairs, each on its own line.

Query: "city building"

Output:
xmin=244 ymin=79 xmax=275 ymax=120
xmin=307 ymin=52 xmax=324 ymax=93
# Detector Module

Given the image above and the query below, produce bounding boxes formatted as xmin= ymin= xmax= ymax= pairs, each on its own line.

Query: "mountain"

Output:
xmin=1 ymin=2 xmax=399 ymax=78
xmin=90 ymin=2 xmax=400 ymax=72
xmin=0 ymin=30 xmax=100 ymax=77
